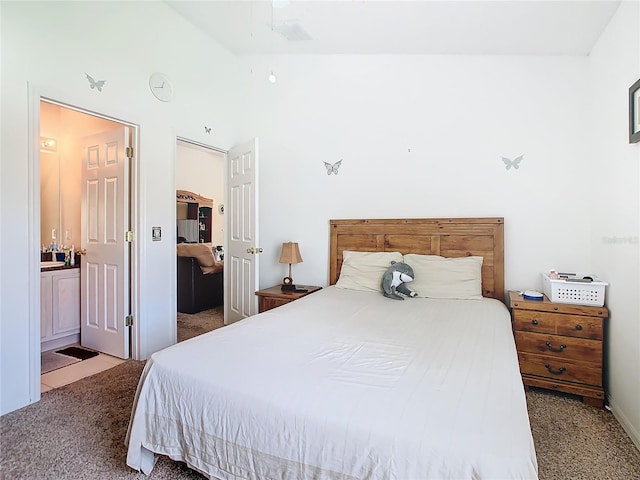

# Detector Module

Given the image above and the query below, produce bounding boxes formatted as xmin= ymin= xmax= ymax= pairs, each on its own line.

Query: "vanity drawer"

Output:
xmin=518 ymin=352 xmax=602 ymax=387
xmin=514 ymin=331 xmax=602 ymax=361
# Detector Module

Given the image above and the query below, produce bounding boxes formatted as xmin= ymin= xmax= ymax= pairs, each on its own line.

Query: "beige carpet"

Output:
xmin=2 ymin=309 xmax=639 ymax=479
xmin=177 ymin=306 xmax=225 ymax=343
xmin=526 ymin=387 xmax=640 ymax=479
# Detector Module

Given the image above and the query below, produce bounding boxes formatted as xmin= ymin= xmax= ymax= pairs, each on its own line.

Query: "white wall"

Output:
xmin=241 ymin=54 xmax=594 ymax=290
xmin=589 ymin=0 xmax=640 ymax=448
xmin=0 ymin=1 xmax=243 ymax=414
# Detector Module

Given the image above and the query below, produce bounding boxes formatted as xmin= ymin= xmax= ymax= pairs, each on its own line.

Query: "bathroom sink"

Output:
xmin=41 ymin=261 xmax=65 ymax=268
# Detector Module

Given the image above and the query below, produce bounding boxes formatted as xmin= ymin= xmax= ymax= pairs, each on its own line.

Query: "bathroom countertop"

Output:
xmin=41 ymin=264 xmax=80 ymax=272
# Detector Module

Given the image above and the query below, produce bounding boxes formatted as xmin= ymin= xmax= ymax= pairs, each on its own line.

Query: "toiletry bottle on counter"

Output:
xmin=50 ymin=229 xmax=57 ymax=253
xmin=70 ymin=245 xmax=75 ymax=266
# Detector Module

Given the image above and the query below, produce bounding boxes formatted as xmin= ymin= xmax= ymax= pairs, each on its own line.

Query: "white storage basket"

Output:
xmin=542 ymin=273 xmax=607 ymax=307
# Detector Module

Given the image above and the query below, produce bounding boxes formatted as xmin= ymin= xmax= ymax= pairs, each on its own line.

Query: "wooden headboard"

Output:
xmin=329 ymin=218 xmax=504 ymax=300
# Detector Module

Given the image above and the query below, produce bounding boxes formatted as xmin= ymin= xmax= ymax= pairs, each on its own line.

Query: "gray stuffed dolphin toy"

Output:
xmin=381 ymin=261 xmax=418 ymax=300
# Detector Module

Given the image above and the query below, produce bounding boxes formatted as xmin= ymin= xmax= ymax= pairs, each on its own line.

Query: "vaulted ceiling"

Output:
xmin=166 ymin=0 xmax=621 ymax=56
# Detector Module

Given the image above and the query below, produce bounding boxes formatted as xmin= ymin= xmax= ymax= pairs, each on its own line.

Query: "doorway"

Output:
xmin=38 ymin=99 xmax=135 ymax=379
xmin=175 ymin=138 xmax=226 ymax=341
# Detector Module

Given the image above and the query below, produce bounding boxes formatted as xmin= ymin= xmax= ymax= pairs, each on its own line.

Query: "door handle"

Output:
xmin=246 ymin=247 xmax=263 ymax=254
xmin=77 ymin=248 xmax=87 ymax=255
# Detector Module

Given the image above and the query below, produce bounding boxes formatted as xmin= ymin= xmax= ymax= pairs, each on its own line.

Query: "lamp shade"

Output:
xmin=279 ymin=242 xmax=303 ymax=264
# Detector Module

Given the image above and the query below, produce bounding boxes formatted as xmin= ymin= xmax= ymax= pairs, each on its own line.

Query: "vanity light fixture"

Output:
xmin=40 ymin=137 xmax=57 ymax=152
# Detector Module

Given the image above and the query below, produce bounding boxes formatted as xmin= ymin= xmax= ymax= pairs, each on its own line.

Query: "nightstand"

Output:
xmin=509 ymin=290 xmax=608 ymax=408
xmin=255 ymin=285 xmax=322 ymax=313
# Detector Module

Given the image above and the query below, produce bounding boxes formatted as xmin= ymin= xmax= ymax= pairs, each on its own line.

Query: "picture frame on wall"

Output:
xmin=629 ymin=78 xmax=640 ymax=144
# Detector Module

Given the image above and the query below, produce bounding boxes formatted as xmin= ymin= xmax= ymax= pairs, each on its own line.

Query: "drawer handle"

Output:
xmin=531 ymin=319 xmax=539 ymax=326
xmin=546 ymin=341 xmax=566 ymax=353
xmin=575 ymin=324 xmax=583 ymax=331
xmin=545 ymin=364 xmax=566 ymax=375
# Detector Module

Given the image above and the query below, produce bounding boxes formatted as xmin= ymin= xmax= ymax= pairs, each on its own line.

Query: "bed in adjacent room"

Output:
xmin=126 ymin=217 xmax=538 ymax=479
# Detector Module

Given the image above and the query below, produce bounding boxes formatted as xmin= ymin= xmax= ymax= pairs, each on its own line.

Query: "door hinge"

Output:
xmin=125 ymin=315 xmax=134 ymax=327
xmin=125 ymin=146 xmax=134 ymax=158
xmin=125 ymin=231 xmax=134 ymax=242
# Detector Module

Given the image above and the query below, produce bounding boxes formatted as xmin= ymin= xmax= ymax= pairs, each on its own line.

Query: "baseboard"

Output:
xmin=608 ymin=396 xmax=640 ymax=452
xmin=41 ymin=333 xmax=80 ymax=353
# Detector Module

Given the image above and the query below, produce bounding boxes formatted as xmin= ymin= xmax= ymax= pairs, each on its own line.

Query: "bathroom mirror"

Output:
xmin=40 ymin=150 xmax=61 ymax=250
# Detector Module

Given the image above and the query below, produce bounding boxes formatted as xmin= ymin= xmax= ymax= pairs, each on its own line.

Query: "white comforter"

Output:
xmin=126 ymin=287 xmax=538 ymax=479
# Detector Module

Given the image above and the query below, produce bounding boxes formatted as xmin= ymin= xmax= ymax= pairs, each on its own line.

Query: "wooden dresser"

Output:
xmin=509 ymin=291 xmax=608 ymax=407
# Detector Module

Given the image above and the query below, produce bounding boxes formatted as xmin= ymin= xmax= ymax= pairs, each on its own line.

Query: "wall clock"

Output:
xmin=148 ymin=72 xmax=173 ymax=102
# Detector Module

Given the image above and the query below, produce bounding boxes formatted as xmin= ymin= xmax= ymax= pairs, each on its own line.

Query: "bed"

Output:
xmin=126 ymin=217 xmax=538 ymax=479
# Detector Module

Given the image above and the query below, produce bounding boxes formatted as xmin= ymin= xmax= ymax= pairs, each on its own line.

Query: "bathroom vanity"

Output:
xmin=40 ymin=264 xmax=80 ymax=351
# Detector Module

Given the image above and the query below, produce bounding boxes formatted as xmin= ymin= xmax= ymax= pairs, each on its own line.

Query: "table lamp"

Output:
xmin=279 ymin=242 xmax=303 ymax=291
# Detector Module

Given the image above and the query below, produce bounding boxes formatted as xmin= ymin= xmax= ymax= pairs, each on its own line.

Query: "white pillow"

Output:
xmin=404 ymin=254 xmax=483 ymax=299
xmin=336 ymin=250 xmax=403 ymax=292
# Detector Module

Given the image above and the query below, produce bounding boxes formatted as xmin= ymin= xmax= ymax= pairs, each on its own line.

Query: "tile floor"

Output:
xmin=41 ymin=351 xmax=126 ymax=393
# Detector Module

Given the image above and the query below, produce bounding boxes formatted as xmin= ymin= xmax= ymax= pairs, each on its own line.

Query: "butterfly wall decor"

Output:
xmin=502 ymin=155 xmax=523 ymax=170
xmin=85 ymin=73 xmax=105 ymax=92
xmin=323 ymin=160 xmax=342 ymax=175
xmin=204 ymin=126 xmax=211 ymax=134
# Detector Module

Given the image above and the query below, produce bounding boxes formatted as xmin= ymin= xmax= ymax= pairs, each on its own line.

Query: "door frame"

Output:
xmin=27 ymin=86 xmax=140 ymax=402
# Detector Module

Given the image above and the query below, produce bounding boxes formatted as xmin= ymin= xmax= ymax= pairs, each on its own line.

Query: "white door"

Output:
xmin=226 ymin=138 xmax=260 ymax=324
xmin=80 ymin=127 xmax=130 ymax=358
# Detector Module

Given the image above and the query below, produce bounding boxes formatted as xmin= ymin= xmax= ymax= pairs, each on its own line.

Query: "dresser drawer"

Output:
xmin=518 ymin=352 xmax=602 ymax=386
xmin=514 ymin=331 xmax=602 ymax=361
xmin=513 ymin=310 xmax=556 ymax=334
xmin=513 ymin=310 xmax=602 ymax=340
xmin=556 ymin=316 xmax=603 ymax=340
